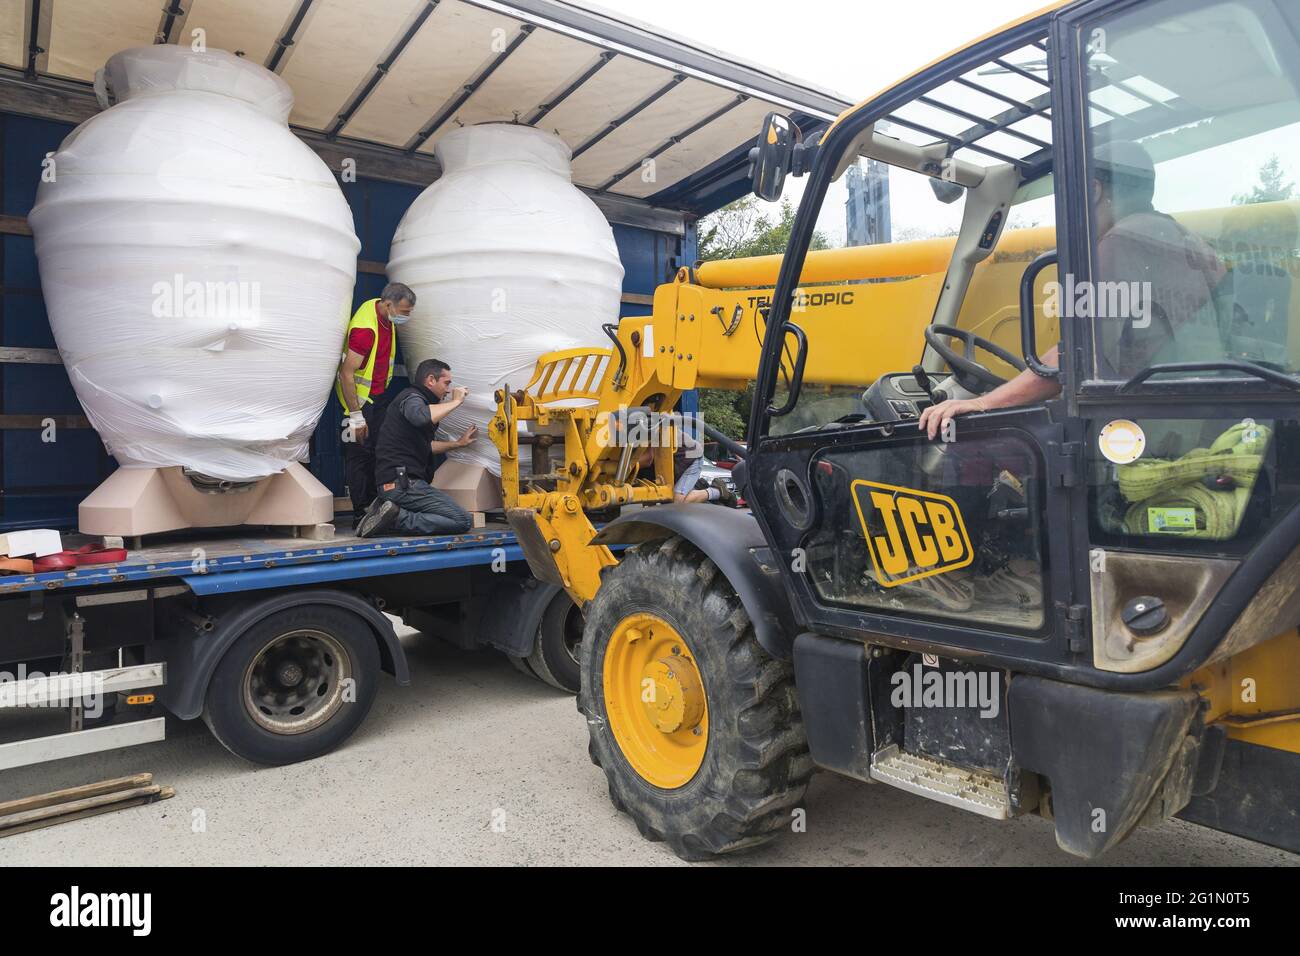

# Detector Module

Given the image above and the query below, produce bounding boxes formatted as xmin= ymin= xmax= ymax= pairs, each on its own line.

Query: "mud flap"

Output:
xmin=1178 ymin=738 xmax=1300 ymax=853
xmin=792 ymin=632 xmax=873 ymax=780
xmin=1009 ymin=676 xmax=1199 ymax=858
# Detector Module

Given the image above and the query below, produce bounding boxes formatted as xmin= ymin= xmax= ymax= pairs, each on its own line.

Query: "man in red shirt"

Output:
xmin=336 ymin=282 xmax=415 ymax=513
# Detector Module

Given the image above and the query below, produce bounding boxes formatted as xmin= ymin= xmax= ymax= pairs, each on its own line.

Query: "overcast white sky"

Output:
xmin=588 ymin=0 xmax=1300 ymax=250
xmin=587 ymin=0 xmax=1053 ymax=242
xmin=588 ymin=0 xmax=1049 ymax=104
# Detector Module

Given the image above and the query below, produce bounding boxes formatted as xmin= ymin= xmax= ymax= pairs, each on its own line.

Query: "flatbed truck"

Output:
xmin=0 ymin=0 xmax=850 ymax=772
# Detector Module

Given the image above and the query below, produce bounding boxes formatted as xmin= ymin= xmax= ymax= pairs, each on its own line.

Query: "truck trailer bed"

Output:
xmin=0 ymin=522 xmax=522 ymax=597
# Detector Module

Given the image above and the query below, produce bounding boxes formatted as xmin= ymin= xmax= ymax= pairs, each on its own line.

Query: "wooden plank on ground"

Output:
xmin=0 ymin=787 xmax=175 ymax=838
xmin=0 ymin=773 xmax=152 ymax=817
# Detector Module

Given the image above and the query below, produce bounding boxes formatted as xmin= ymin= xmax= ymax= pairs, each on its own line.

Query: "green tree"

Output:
xmin=697 ymin=197 xmax=829 ymax=261
xmin=694 ymin=198 xmax=828 ymax=441
xmin=1233 ymin=155 xmax=1295 ymax=205
xmin=697 ymin=382 xmax=754 ymax=444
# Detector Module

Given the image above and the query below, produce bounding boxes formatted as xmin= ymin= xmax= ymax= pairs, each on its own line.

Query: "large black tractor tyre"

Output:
xmin=202 ymin=604 xmax=381 ymax=765
xmin=579 ymin=535 xmax=813 ymax=861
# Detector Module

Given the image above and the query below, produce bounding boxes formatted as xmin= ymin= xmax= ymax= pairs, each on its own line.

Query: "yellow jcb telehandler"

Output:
xmin=493 ymin=0 xmax=1300 ymax=860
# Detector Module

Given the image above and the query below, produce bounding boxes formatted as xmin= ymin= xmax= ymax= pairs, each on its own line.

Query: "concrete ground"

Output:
xmin=1 ymin=629 xmax=1295 ymax=867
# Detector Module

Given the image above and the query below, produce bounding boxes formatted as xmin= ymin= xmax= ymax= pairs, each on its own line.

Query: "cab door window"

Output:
xmin=1088 ymin=416 xmax=1300 ymax=551
xmin=1081 ymin=0 xmax=1300 ymax=381
xmin=805 ymin=430 xmax=1046 ymax=631
xmin=953 ymin=172 xmax=1059 ymax=379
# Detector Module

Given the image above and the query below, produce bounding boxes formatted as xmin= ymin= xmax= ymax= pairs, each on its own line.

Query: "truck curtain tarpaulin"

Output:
xmin=0 ymin=0 xmax=852 ymax=209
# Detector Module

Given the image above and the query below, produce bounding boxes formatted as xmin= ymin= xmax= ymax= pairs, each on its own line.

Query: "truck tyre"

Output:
xmin=202 ymin=604 xmax=381 ymax=765
xmin=579 ymin=535 xmax=812 ymax=860
xmin=506 ymin=653 xmax=537 ymax=678
xmin=527 ymin=590 xmax=583 ymax=693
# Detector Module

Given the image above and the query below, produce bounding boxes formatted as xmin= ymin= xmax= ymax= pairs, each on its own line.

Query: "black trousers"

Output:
xmin=343 ymin=392 xmax=392 ymax=513
xmin=379 ymin=479 xmax=473 ymax=535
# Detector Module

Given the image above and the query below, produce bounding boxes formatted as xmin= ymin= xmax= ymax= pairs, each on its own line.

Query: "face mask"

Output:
xmin=389 ymin=314 xmax=411 ymax=325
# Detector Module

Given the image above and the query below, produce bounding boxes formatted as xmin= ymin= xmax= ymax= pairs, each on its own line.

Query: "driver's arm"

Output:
xmin=917 ymin=346 xmax=1062 ymax=440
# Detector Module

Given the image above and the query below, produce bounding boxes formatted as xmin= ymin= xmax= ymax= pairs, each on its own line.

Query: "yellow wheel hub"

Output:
xmin=603 ymin=612 xmax=708 ymax=788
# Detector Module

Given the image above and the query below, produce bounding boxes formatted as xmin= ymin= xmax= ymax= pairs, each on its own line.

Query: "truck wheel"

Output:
xmin=202 ymin=604 xmax=380 ymax=765
xmin=579 ymin=536 xmax=812 ymax=860
xmin=527 ymin=591 xmax=583 ymax=693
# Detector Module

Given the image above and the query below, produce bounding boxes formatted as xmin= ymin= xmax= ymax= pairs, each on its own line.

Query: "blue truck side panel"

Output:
xmin=0 ymin=110 xmax=695 ymax=538
xmin=1 ymin=114 xmax=118 ymax=529
xmin=612 ymin=222 xmax=697 ymax=318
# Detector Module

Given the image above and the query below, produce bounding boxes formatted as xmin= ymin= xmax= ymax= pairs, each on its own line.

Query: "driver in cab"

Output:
xmin=918 ymin=139 xmax=1226 ymax=439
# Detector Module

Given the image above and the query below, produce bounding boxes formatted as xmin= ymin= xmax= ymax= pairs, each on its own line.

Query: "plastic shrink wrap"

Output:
xmin=28 ymin=46 xmax=360 ymax=483
xmin=387 ymin=124 xmax=624 ymax=476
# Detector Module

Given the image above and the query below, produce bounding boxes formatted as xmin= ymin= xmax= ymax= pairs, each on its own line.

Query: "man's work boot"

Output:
xmin=710 ymin=477 xmax=738 ymax=508
xmin=356 ymin=497 xmax=400 ymax=538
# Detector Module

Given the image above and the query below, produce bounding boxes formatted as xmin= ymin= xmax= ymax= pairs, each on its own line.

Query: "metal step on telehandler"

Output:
xmin=869 ymin=744 xmax=1011 ymax=819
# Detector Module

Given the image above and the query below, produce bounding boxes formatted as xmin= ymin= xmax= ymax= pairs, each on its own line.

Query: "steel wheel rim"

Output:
xmin=243 ymin=629 xmax=351 ymax=735
xmin=602 ymin=612 xmax=708 ymax=789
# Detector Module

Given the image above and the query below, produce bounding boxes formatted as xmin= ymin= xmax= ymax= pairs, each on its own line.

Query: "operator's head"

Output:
xmin=1091 ymin=139 xmax=1156 ymax=231
xmin=415 ymin=358 xmax=452 ymax=400
xmin=379 ymin=282 xmax=416 ymax=324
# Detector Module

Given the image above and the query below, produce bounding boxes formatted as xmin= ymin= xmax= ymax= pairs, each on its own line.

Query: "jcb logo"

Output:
xmin=850 ymin=480 xmax=972 ymax=587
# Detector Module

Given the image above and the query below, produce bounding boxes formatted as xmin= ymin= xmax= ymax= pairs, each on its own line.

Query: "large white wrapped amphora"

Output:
xmin=29 ymin=46 xmax=359 ymax=535
xmin=388 ymin=124 xmax=624 ymax=493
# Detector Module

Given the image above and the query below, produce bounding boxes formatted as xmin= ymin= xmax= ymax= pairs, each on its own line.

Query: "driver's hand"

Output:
xmin=918 ymin=397 xmax=986 ymax=440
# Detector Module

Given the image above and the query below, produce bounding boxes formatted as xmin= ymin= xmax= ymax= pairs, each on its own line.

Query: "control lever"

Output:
xmin=911 ymin=365 xmax=934 ymax=400
xmin=913 ymin=365 xmax=951 ymax=405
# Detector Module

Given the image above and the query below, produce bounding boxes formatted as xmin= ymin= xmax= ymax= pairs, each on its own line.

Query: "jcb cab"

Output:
xmin=502 ymin=0 xmax=1300 ymax=860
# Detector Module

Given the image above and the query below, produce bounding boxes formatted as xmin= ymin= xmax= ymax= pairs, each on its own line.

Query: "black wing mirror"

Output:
xmin=748 ymin=113 xmax=816 ymax=201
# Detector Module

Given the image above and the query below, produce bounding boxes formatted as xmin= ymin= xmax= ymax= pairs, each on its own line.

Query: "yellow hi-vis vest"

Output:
xmin=335 ymin=298 xmax=396 ymax=413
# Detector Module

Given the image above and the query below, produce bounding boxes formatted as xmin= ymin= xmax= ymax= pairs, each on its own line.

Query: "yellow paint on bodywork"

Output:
xmin=1185 ymin=630 xmax=1300 ymax=754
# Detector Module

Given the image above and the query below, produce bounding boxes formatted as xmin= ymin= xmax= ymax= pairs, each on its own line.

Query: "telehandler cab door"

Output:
xmin=742 ymin=13 xmax=1083 ymax=670
xmin=746 ymin=404 xmax=1076 ymax=666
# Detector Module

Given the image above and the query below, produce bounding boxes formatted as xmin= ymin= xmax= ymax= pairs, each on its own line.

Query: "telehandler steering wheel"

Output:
xmin=924 ymin=324 xmax=1028 ymax=394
